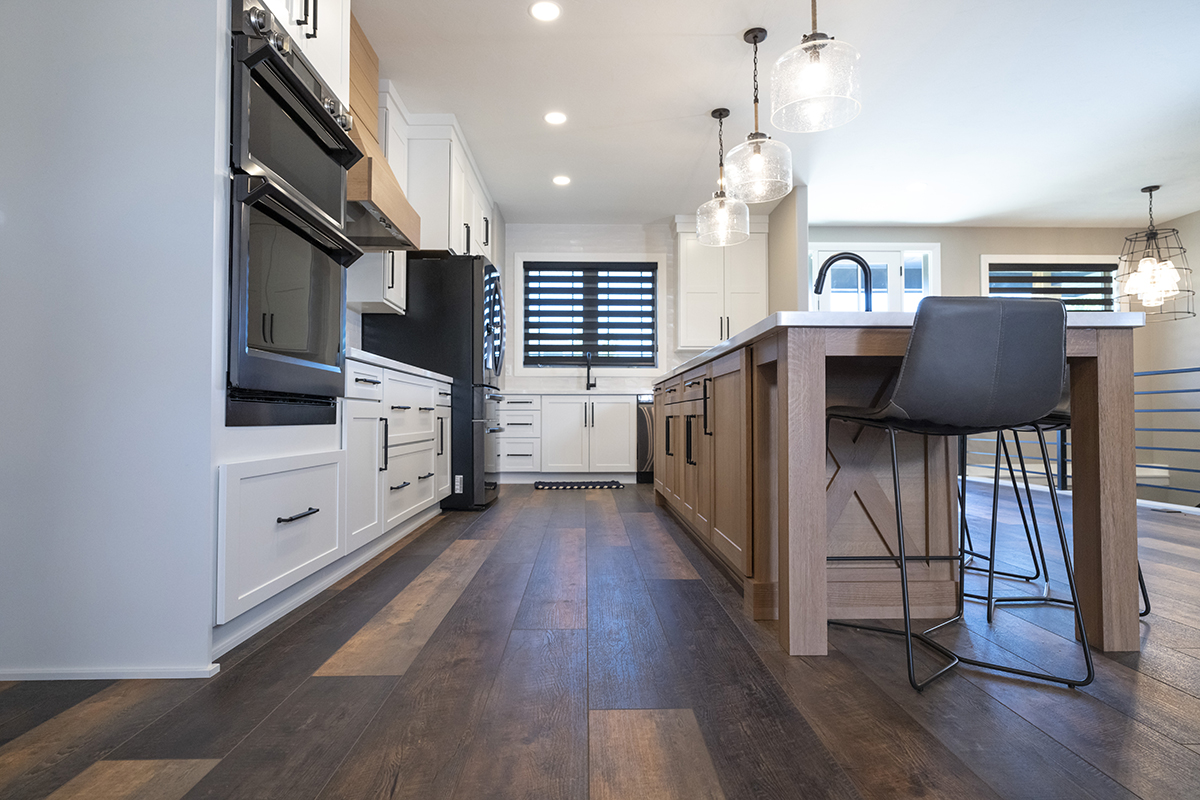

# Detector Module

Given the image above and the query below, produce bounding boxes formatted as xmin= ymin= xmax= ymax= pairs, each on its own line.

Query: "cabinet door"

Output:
xmin=680 ymin=409 xmax=698 ymax=521
xmin=541 ymin=396 xmax=589 ymax=472
xmin=724 ymin=233 xmax=768 ymax=339
xmin=449 ymin=148 xmax=468 ymax=255
xmin=678 ymin=233 xmax=727 ymax=348
xmin=436 ymin=411 xmax=452 ymax=499
xmin=346 ymin=251 xmax=405 ymax=315
xmin=709 ymin=351 xmax=752 ymax=575
xmin=382 ymin=251 xmax=406 ymax=313
xmin=693 ymin=386 xmax=714 ymax=539
xmin=345 ymin=400 xmax=385 ymax=552
xmin=588 ymin=395 xmax=637 ymax=472
xmin=662 ymin=406 xmax=681 ymax=504
xmin=291 ymin=0 xmax=350 ymax=108
xmin=653 ymin=388 xmax=666 ymax=496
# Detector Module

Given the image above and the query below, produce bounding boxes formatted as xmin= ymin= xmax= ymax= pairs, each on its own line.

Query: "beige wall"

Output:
xmin=767 ymin=186 xmax=808 ymax=312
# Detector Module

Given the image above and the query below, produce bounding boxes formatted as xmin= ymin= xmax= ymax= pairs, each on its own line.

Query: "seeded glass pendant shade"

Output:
xmin=697 ymin=109 xmax=750 ymax=247
xmin=771 ymin=1 xmax=861 ymax=133
xmin=725 ymin=28 xmax=793 ymax=204
xmin=1117 ymin=186 xmax=1195 ymax=321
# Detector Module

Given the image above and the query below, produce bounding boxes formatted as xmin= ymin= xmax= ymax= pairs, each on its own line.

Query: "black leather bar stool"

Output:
xmin=826 ymin=296 xmax=1094 ymax=691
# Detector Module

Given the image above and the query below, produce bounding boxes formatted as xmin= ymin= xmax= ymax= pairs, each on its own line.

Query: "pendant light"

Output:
xmin=771 ymin=0 xmax=861 ymax=133
xmin=697 ymin=109 xmax=750 ymax=247
xmin=725 ymin=28 xmax=793 ymax=204
xmin=1117 ymin=185 xmax=1195 ymax=321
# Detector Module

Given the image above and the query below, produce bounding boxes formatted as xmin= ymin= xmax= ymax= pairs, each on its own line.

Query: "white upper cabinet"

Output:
xmin=407 ymin=131 xmax=494 ymax=258
xmin=287 ymin=0 xmax=351 ymax=109
xmin=676 ymin=222 xmax=768 ymax=350
xmin=347 ymin=250 xmax=406 ymax=315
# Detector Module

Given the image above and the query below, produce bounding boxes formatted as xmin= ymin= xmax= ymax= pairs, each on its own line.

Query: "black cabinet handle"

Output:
xmin=355 ymin=377 xmax=381 ymax=385
xmin=665 ymin=387 xmax=677 ymax=394
xmin=591 ymin=403 xmax=595 ymax=428
xmin=388 ymin=252 xmax=395 ymax=289
xmin=438 ymin=417 xmax=445 ymax=455
xmin=508 ymin=400 xmax=533 ymax=404
xmin=277 ymin=507 xmax=318 ymax=524
xmin=665 ymin=415 xmax=673 ymax=456
xmin=507 ymin=422 xmax=533 ymax=426
xmin=392 ymin=405 xmax=411 ymax=410
xmin=295 ymin=0 xmax=309 ymax=26
xmin=703 ymin=378 xmax=712 ymax=436
xmin=483 ymin=216 xmax=490 ymax=246
xmin=305 ymin=0 xmax=319 ymax=38
xmin=684 ymin=380 xmax=700 ymax=388
xmin=390 ymin=481 xmax=410 ymax=491
xmin=419 ymin=406 xmax=435 ymax=411
xmin=464 ymin=223 xmax=471 ymax=254
xmin=418 ymin=472 xmax=435 ymax=480
xmin=380 ymin=418 xmax=389 ymax=471
xmin=262 ymin=313 xmax=267 ymax=343
xmin=686 ymin=415 xmax=696 ymax=465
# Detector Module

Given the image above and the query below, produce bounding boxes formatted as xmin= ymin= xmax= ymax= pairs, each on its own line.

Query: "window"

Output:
xmin=981 ymin=255 xmax=1119 ymax=311
xmin=523 ymin=261 xmax=657 ymax=367
xmin=809 ymin=243 xmax=941 ymax=311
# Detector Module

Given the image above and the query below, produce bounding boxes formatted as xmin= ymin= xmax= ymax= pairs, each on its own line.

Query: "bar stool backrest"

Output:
xmin=885 ymin=297 xmax=1067 ymax=430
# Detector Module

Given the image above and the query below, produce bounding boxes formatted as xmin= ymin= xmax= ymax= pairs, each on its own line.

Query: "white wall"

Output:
xmin=501 ymin=223 xmax=679 ymax=394
xmin=0 ymin=0 xmax=230 ymax=676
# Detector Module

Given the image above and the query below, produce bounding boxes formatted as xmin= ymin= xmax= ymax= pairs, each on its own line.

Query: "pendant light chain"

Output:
xmin=752 ymin=39 xmax=760 ymax=132
xmin=717 ymin=115 xmax=725 ymax=190
xmin=1148 ymin=188 xmax=1156 ymax=232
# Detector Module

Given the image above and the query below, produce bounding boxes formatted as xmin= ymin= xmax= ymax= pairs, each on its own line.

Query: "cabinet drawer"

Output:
xmin=384 ymin=372 xmax=438 ymax=445
xmin=501 ymin=395 xmax=541 ymax=410
xmin=384 ymin=441 xmax=437 ymax=529
xmin=435 ymin=381 xmax=453 ymax=407
xmin=218 ymin=450 xmax=346 ymax=624
xmin=498 ymin=438 xmax=541 ymax=472
xmin=499 ymin=409 xmax=541 ymax=437
xmin=345 ymin=362 xmax=385 ymax=400
xmin=661 ymin=377 xmax=683 ymax=403
xmin=681 ymin=367 xmax=707 ymax=402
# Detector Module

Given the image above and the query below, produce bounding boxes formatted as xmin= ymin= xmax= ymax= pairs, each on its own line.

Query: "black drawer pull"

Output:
xmin=666 ymin=387 xmax=677 ymax=393
xmin=508 ymin=453 xmax=534 ymax=457
xmin=390 ymin=481 xmax=411 ymax=491
xmin=685 ymin=380 xmax=700 ymax=388
xmin=419 ymin=406 xmax=435 ymax=411
xmin=507 ymin=422 xmax=533 ymax=426
xmin=418 ymin=472 xmax=435 ymax=480
xmin=277 ymin=507 xmax=318 ymax=524
xmin=355 ymin=377 xmax=382 ymax=385
xmin=508 ymin=400 xmax=533 ymax=404
xmin=392 ymin=405 xmax=411 ymax=410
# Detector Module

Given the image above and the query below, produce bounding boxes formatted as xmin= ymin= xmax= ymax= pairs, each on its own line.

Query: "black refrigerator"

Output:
xmin=363 ymin=252 xmax=506 ymax=509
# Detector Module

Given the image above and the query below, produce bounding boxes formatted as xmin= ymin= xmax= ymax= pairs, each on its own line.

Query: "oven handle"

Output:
xmin=237 ymin=175 xmax=363 ymax=266
xmin=237 ymin=35 xmax=359 ymax=168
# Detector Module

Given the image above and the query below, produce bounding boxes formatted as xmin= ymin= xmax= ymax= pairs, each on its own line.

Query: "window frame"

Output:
xmin=980 ymin=254 xmax=1120 ymax=311
xmin=808 ymin=242 xmax=942 ymax=312
xmin=511 ymin=251 xmax=667 ymax=378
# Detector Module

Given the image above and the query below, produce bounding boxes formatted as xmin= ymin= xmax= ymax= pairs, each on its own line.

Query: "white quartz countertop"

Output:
xmin=346 ymin=347 xmax=454 ymax=384
xmin=661 ymin=310 xmax=1146 ymax=383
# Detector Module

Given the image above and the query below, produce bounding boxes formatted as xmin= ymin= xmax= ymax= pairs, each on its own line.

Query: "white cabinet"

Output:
xmin=541 ymin=395 xmax=637 ymax=473
xmin=677 ymin=231 xmax=768 ymax=349
xmin=286 ymin=0 xmax=351 ymax=109
xmin=435 ymin=381 xmax=452 ymax=500
xmin=217 ymin=450 xmax=347 ymax=623
xmin=407 ymin=135 xmax=493 ymax=257
xmin=344 ymin=399 xmax=386 ymax=552
xmin=384 ymin=371 xmax=437 ymax=445
xmin=384 ymin=441 xmax=437 ymax=529
xmin=347 ymin=250 xmax=406 ymax=315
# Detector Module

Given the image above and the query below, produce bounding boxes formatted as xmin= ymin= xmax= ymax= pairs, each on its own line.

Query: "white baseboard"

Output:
xmin=0 ymin=664 xmax=221 ymax=681
xmin=210 ymin=504 xmax=442 ymax=660
xmin=499 ymin=472 xmax=635 ymax=485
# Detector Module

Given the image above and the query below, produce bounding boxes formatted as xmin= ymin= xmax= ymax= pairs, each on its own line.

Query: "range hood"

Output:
xmin=345 ymin=127 xmax=420 ymax=251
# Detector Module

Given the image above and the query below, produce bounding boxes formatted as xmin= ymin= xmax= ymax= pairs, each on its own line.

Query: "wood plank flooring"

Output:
xmin=1 ymin=482 xmax=1199 ymax=799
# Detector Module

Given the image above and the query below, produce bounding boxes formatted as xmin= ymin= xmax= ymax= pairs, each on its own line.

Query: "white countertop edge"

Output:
xmin=347 ymin=347 xmax=454 ymax=384
xmin=498 ymin=391 xmax=652 ymax=397
xmin=663 ymin=310 xmax=1147 ymax=383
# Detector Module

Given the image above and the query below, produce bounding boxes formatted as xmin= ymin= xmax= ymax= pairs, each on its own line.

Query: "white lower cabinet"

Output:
xmin=384 ymin=441 xmax=437 ymax=529
xmin=344 ymin=399 xmax=386 ymax=552
xmin=218 ymin=450 xmax=347 ymax=624
xmin=436 ymin=406 xmax=452 ymax=499
xmin=541 ymin=394 xmax=637 ymax=473
xmin=498 ymin=438 xmax=541 ymax=472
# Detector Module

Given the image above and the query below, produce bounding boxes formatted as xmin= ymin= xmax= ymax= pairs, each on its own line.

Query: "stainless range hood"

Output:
xmin=345 ymin=127 xmax=420 ymax=251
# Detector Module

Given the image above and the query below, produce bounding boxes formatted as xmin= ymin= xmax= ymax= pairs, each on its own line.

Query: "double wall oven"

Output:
xmin=227 ymin=0 xmax=363 ymax=426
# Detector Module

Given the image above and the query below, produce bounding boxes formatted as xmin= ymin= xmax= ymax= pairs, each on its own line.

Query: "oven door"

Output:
xmin=232 ymin=31 xmax=360 ymax=230
xmin=229 ymin=175 xmax=363 ymax=398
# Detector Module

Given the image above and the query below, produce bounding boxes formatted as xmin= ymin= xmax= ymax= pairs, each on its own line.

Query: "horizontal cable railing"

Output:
xmin=962 ymin=366 xmax=1200 ymax=504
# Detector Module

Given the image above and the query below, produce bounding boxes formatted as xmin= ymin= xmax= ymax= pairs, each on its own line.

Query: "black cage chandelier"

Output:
xmin=1117 ymin=186 xmax=1195 ymax=321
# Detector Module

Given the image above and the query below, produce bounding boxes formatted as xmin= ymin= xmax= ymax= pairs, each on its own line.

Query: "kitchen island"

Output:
xmin=653 ymin=311 xmax=1145 ymax=656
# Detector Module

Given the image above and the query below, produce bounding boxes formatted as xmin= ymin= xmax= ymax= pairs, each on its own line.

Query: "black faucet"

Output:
xmin=813 ymin=251 xmax=873 ymax=312
xmin=585 ymin=351 xmax=597 ymax=390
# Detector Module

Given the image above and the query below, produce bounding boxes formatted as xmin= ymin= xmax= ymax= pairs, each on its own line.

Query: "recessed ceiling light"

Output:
xmin=544 ymin=111 xmax=567 ymax=125
xmin=553 ymin=175 xmax=571 ymax=186
xmin=529 ymin=2 xmax=561 ymax=22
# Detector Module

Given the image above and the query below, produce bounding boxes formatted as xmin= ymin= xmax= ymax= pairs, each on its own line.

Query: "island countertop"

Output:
xmin=662 ymin=310 xmax=1145 ymax=382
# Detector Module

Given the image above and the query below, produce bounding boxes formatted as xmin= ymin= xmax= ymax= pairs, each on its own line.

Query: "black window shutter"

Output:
xmin=524 ymin=262 xmax=657 ymax=367
xmin=987 ymin=262 xmax=1118 ymax=311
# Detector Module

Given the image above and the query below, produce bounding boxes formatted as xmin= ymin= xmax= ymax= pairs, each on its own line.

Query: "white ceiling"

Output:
xmin=352 ymin=0 xmax=1200 ymax=227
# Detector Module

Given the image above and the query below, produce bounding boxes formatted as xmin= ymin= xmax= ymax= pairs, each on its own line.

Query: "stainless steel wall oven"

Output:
xmin=227 ymin=0 xmax=363 ymax=426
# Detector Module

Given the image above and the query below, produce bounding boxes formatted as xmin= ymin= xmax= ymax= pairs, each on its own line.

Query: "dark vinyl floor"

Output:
xmin=1 ymin=482 xmax=1199 ymax=799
